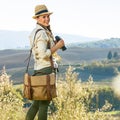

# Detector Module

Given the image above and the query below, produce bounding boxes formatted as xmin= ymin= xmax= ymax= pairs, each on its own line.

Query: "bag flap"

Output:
xmin=24 ymin=73 xmax=56 ymax=86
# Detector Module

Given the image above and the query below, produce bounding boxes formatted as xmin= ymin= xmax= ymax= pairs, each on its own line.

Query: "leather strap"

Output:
xmin=25 ymin=28 xmax=55 ymax=100
xmin=25 ymin=29 xmax=42 ymax=100
xmin=28 ymin=74 xmax=32 ymax=99
xmin=25 ymin=28 xmax=54 ymax=73
xmin=46 ymin=74 xmax=52 ymax=100
xmin=25 ymin=29 xmax=42 ymax=73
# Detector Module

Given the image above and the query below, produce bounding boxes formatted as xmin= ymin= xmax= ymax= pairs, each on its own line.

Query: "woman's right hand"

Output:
xmin=51 ymin=39 xmax=65 ymax=54
xmin=55 ymin=39 xmax=65 ymax=49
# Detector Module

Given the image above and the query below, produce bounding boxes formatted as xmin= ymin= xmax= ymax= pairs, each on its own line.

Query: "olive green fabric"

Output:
xmin=34 ymin=66 xmax=53 ymax=76
xmin=26 ymin=67 xmax=53 ymax=120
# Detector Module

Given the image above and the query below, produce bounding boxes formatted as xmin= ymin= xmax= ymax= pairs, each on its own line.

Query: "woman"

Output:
xmin=25 ymin=4 xmax=64 ymax=120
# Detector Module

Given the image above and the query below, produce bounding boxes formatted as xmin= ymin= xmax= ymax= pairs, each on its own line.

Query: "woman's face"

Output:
xmin=36 ymin=14 xmax=50 ymax=27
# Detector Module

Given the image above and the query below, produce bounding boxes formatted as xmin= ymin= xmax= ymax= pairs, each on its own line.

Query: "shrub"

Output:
xmin=0 ymin=88 xmax=25 ymax=120
xmin=48 ymin=66 xmax=113 ymax=120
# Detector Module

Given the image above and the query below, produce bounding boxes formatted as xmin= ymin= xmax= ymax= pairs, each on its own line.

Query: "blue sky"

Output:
xmin=0 ymin=0 xmax=120 ymax=39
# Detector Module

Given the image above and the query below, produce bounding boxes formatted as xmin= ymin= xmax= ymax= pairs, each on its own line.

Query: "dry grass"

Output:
xmin=0 ymin=66 xmax=118 ymax=120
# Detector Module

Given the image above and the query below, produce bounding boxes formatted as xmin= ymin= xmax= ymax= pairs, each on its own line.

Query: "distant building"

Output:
xmin=0 ymin=66 xmax=12 ymax=94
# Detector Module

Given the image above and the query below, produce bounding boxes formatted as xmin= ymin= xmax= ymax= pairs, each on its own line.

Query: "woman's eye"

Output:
xmin=43 ymin=16 xmax=46 ymax=19
xmin=42 ymin=15 xmax=50 ymax=19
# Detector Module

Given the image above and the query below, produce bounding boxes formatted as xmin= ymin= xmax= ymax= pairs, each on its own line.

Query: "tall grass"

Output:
xmin=0 ymin=76 xmax=25 ymax=120
xmin=0 ymin=66 xmax=115 ymax=120
xmin=48 ymin=66 xmax=114 ymax=120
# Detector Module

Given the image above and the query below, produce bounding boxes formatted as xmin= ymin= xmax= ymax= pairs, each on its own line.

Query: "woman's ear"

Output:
xmin=35 ymin=17 xmax=38 ymax=20
xmin=35 ymin=16 xmax=40 ymax=20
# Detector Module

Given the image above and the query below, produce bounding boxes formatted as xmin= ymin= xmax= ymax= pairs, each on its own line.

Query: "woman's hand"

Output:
xmin=51 ymin=39 xmax=65 ymax=54
xmin=55 ymin=39 xmax=64 ymax=49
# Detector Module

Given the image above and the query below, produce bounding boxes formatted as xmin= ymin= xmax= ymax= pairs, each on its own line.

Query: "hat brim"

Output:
xmin=32 ymin=12 xmax=53 ymax=19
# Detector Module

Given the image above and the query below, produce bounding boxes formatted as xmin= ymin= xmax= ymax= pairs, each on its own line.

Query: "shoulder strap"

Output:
xmin=25 ymin=29 xmax=42 ymax=73
xmin=25 ymin=28 xmax=54 ymax=73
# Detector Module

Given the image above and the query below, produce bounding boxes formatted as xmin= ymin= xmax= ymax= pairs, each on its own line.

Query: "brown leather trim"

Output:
xmin=24 ymin=84 xmax=55 ymax=87
xmin=46 ymin=74 xmax=52 ymax=100
xmin=28 ymin=74 xmax=32 ymax=100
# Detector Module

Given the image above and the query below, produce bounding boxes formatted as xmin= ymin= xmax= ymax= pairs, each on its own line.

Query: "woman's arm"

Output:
xmin=50 ymin=39 xmax=64 ymax=54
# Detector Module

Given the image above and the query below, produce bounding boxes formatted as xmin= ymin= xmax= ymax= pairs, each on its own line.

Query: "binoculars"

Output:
xmin=55 ymin=36 xmax=67 ymax=51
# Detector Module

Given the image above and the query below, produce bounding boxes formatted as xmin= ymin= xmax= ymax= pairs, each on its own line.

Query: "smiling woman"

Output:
xmin=25 ymin=4 xmax=65 ymax=120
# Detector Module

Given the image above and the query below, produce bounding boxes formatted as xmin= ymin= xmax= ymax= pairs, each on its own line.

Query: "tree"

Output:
xmin=113 ymin=51 xmax=119 ymax=59
xmin=107 ymin=51 xmax=112 ymax=60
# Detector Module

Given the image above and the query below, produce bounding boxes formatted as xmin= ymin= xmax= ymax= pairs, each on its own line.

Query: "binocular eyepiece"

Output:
xmin=55 ymin=36 xmax=67 ymax=51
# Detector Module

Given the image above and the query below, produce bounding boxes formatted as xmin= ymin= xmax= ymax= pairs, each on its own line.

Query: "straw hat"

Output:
xmin=32 ymin=4 xmax=52 ymax=19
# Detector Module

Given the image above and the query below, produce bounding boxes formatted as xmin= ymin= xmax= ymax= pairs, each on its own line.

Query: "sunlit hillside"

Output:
xmin=1 ymin=48 xmax=120 ymax=84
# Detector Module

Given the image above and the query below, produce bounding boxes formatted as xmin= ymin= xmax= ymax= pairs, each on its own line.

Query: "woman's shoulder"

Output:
xmin=29 ymin=28 xmax=46 ymax=39
xmin=29 ymin=24 xmax=51 ymax=43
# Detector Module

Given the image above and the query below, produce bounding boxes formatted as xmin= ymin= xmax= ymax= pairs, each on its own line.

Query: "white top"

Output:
xmin=29 ymin=24 xmax=55 ymax=70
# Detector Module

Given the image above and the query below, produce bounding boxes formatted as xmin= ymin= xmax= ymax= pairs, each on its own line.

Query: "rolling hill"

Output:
xmin=1 ymin=30 xmax=120 ymax=49
xmin=1 ymin=30 xmax=120 ymax=83
xmin=1 ymin=47 xmax=120 ymax=84
xmin=0 ymin=30 xmax=99 ymax=49
xmin=69 ymin=38 xmax=120 ymax=48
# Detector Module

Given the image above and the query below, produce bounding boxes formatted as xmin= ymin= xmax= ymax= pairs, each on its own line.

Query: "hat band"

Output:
xmin=35 ymin=9 xmax=48 ymax=15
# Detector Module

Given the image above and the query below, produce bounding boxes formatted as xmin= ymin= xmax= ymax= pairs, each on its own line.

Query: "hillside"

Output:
xmin=1 ymin=47 xmax=120 ymax=69
xmin=1 ymin=48 xmax=120 ymax=84
xmin=0 ymin=30 xmax=98 ymax=49
xmin=69 ymin=38 xmax=120 ymax=48
xmin=1 ymin=30 xmax=120 ymax=49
